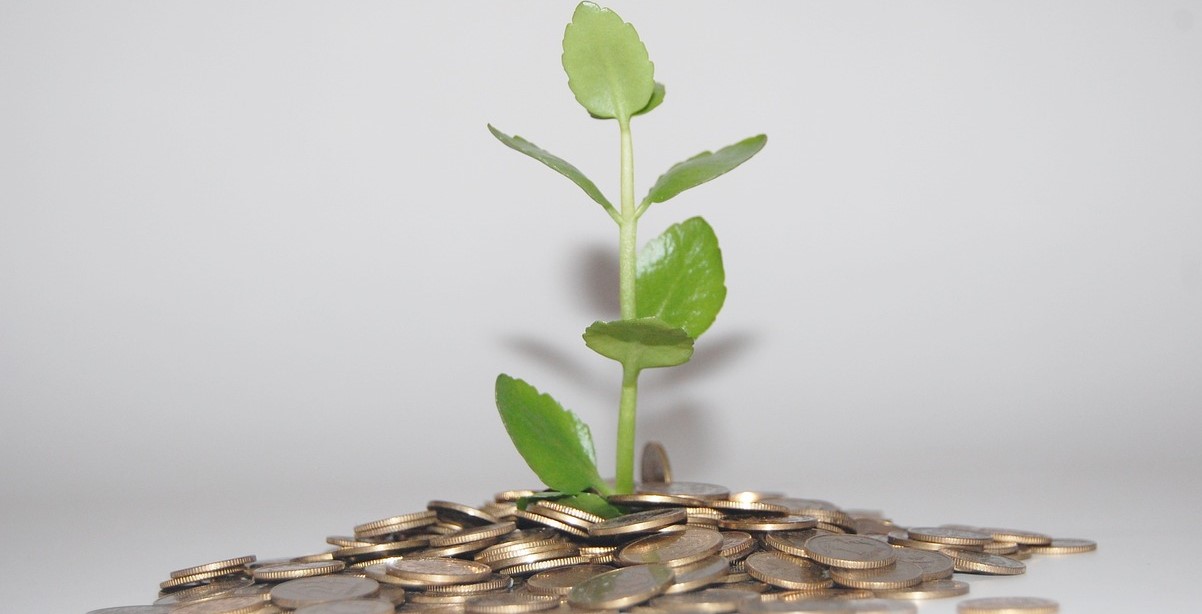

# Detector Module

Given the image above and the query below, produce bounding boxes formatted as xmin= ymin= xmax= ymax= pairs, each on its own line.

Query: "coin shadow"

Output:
xmin=640 ymin=398 xmax=719 ymax=477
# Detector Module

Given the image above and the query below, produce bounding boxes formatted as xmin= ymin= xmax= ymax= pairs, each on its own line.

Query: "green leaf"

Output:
xmin=637 ymin=217 xmax=726 ymax=338
xmin=643 ymin=134 xmax=767 ymax=205
xmin=583 ymin=318 xmax=694 ymax=371
xmin=487 ymin=125 xmax=615 ymax=214
xmin=495 ymin=374 xmax=606 ymax=494
xmin=562 ymin=2 xmax=655 ymax=121
xmin=633 ymin=82 xmax=666 ymax=117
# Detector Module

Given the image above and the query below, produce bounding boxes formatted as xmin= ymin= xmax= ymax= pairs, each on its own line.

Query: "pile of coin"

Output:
xmin=89 ymin=445 xmax=1094 ymax=614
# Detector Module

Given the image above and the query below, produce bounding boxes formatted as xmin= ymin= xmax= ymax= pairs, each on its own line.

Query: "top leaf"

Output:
xmin=562 ymin=2 xmax=655 ymax=122
xmin=488 ymin=124 xmax=615 ymax=216
xmin=643 ymin=134 xmax=768 ymax=206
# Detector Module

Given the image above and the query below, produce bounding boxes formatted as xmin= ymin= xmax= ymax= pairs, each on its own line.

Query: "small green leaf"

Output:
xmin=562 ymin=2 xmax=655 ymax=121
xmin=634 ymin=82 xmax=666 ymax=117
xmin=583 ymin=318 xmax=694 ymax=371
xmin=495 ymin=374 xmax=606 ymax=494
xmin=488 ymin=125 xmax=615 ymax=215
xmin=637 ymin=217 xmax=726 ymax=339
xmin=643 ymin=134 xmax=767 ymax=205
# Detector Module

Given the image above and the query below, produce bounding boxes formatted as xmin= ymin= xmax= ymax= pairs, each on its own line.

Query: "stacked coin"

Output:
xmin=91 ymin=447 xmax=1093 ymax=613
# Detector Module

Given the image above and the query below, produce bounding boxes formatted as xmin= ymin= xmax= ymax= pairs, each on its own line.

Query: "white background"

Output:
xmin=2 ymin=1 xmax=1199 ymax=612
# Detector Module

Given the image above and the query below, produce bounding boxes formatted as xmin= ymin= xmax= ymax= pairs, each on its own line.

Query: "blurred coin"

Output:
xmin=253 ymin=561 xmax=346 ymax=582
xmin=957 ymin=597 xmax=1059 ymax=613
xmin=638 ymin=482 xmax=730 ymax=501
xmin=270 ymin=576 xmax=380 ymax=609
xmin=763 ymin=530 xmax=827 ymax=559
xmin=741 ymin=598 xmax=916 ymax=612
xmin=387 ymin=558 xmax=493 ymax=585
xmin=154 ymin=578 xmax=255 ymax=606
xmin=651 ymin=587 xmax=758 ymax=613
xmin=160 ymin=568 xmax=246 ymax=591
xmin=429 ymin=501 xmax=501 ymax=527
xmin=426 ymin=574 xmax=513 ymax=595
xmin=939 ymin=549 xmax=1025 ymax=575
xmin=171 ymin=595 xmax=272 ymax=614
xmin=610 ymin=494 xmax=704 ymax=508
xmin=1024 ymin=539 xmax=1096 ymax=554
xmin=293 ymin=601 xmax=395 ymax=614
xmin=804 ymin=535 xmax=897 ymax=570
xmin=464 ymin=592 xmax=559 ymax=614
xmin=88 ymin=608 xmax=174 ymax=614
xmin=873 ymin=578 xmax=968 ymax=599
xmin=497 ymin=555 xmax=590 ymax=576
xmin=172 ymin=556 xmax=257 ymax=579
xmin=981 ymin=529 xmax=1052 ymax=546
xmin=566 ymin=564 xmax=676 ymax=610
xmin=513 ymin=509 xmax=589 ymax=538
xmin=906 ymin=528 xmax=992 ymax=547
xmin=718 ymin=515 xmax=817 ymax=533
xmin=526 ymin=564 xmax=616 ymax=595
xmin=888 ymin=548 xmax=953 ymax=582
xmin=828 ymin=562 xmax=923 ymax=590
xmin=430 ymin=522 xmax=516 ymax=547
xmin=662 ymin=555 xmax=730 ymax=594
xmin=641 ymin=442 xmax=673 ymax=484
xmin=354 ymin=511 xmax=438 ymax=536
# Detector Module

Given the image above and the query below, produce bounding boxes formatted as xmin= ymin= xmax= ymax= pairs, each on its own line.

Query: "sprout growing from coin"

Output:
xmin=489 ymin=2 xmax=766 ymax=503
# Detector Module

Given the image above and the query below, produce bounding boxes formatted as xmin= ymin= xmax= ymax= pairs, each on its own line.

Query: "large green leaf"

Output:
xmin=637 ymin=217 xmax=726 ymax=339
xmin=495 ymin=374 xmax=606 ymax=494
xmin=582 ymin=318 xmax=694 ymax=371
xmin=488 ymin=125 xmax=614 ymax=214
xmin=562 ymin=2 xmax=655 ymax=121
xmin=643 ymin=134 xmax=767 ymax=205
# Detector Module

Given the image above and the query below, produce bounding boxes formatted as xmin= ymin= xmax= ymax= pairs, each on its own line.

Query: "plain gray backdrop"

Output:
xmin=2 ymin=1 xmax=1200 ymax=612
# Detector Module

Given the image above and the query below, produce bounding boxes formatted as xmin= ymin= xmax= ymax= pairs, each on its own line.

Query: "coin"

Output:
xmin=334 ymin=537 xmax=430 ymax=561
xmin=354 ymin=511 xmax=438 ymax=536
xmin=589 ymin=508 xmax=688 ymax=537
xmin=718 ymin=515 xmax=818 ymax=532
xmin=804 ymin=535 xmax=897 ymax=570
xmin=719 ymin=531 xmax=756 ymax=560
xmin=651 ymin=587 xmax=758 ymax=613
xmin=641 ymin=442 xmax=673 ymax=484
xmin=530 ymin=500 xmax=605 ymax=524
xmin=741 ymin=598 xmax=916 ymax=612
xmin=425 ymin=574 xmax=513 ymax=595
xmin=160 ymin=568 xmax=246 ymax=591
xmin=610 ymin=493 xmax=705 ymax=508
xmin=293 ymin=601 xmax=396 ymax=614
xmin=619 ymin=527 xmax=724 ymax=567
xmin=743 ymin=552 xmax=831 ymax=591
xmin=513 ymin=509 xmax=589 ymax=538
xmin=526 ymin=503 xmax=598 ymax=530
xmin=269 ymin=576 xmax=380 ymax=609
xmin=253 ymin=561 xmax=346 ymax=582
xmin=387 ymin=558 xmax=493 ymax=585
xmin=662 ymin=555 xmax=731 ymax=594
xmin=496 ymin=555 xmax=591 ymax=576
xmin=463 ymin=593 xmax=559 ymax=614
xmin=828 ymin=562 xmax=923 ymax=590
xmin=566 ymin=563 xmax=676 ymax=610
xmin=638 ymin=482 xmax=730 ymax=501
xmin=429 ymin=501 xmax=502 ymax=527
xmin=957 ymin=596 xmax=1060 ymax=613
xmin=763 ymin=530 xmax=827 ymax=558
xmin=172 ymin=556 xmax=257 ymax=579
xmin=939 ymin=549 xmax=1026 ymax=575
xmin=905 ymin=527 xmax=992 ymax=547
xmin=1024 ymin=539 xmax=1096 ymax=554
xmin=154 ymin=578 xmax=256 ymax=606
xmin=888 ymin=548 xmax=954 ymax=582
xmin=981 ymin=528 xmax=1053 ymax=546
xmin=872 ymin=578 xmax=969 ymax=599
xmin=430 ymin=522 xmax=517 ymax=547
xmin=526 ymin=564 xmax=617 ymax=595
xmin=171 ymin=595 xmax=272 ymax=614
xmin=88 ymin=608 xmax=174 ymax=614
xmin=708 ymin=500 xmax=790 ymax=514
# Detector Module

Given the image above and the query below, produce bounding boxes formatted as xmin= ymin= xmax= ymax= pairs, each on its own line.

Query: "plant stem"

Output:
xmin=615 ymin=363 xmax=640 ymax=494
xmin=616 ymin=117 xmax=638 ymax=493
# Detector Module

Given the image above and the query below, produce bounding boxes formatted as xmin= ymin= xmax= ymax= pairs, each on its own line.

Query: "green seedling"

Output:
xmin=490 ymin=2 xmax=766 ymax=502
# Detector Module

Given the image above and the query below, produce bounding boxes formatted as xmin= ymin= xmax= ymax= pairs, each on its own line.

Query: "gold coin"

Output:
xmin=982 ymin=542 xmax=1019 ymax=555
xmin=609 ymin=494 xmax=704 ymax=508
xmin=525 ymin=564 xmax=617 ymax=596
xmin=463 ymin=592 xmax=560 ymax=614
xmin=513 ymin=509 xmax=589 ymax=538
xmin=425 ymin=574 xmax=513 ymax=595
xmin=171 ymin=556 xmax=257 ymax=579
xmin=496 ymin=554 xmax=590 ymax=576
xmin=428 ymin=501 xmax=501 ymax=527
xmin=873 ymin=578 xmax=969 ymax=599
xmin=619 ymin=528 xmax=724 ymax=567
xmin=334 ymin=537 xmax=430 ymax=560
xmin=885 ymin=532 xmax=954 ymax=552
xmin=661 ymin=555 xmax=731 ymax=594
xmin=269 ymin=576 xmax=380 ymax=609
xmin=589 ymin=509 xmax=688 ymax=537
xmin=88 ymin=609 xmax=174 ymax=614
xmin=743 ymin=552 xmax=831 ymax=591
xmin=430 ymin=522 xmax=516 ymax=547
xmin=760 ymin=588 xmax=874 ymax=602
xmin=638 ymin=482 xmax=730 ymax=501
xmin=718 ymin=515 xmax=818 ymax=532
xmin=530 ymin=500 xmax=605 ymax=524
xmin=940 ymin=549 xmax=1026 ymax=575
xmin=354 ymin=511 xmax=438 ymax=536
xmin=719 ymin=531 xmax=756 ymax=560
xmin=252 ymin=561 xmax=346 ymax=582
xmin=828 ymin=562 xmax=924 ymax=590
xmin=566 ymin=564 xmax=676 ymax=610
xmin=154 ymin=578 xmax=255 ymax=606
xmin=387 ymin=558 xmax=493 ymax=585
xmin=1024 ymin=539 xmax=1096 ymax=554
xmin=640 ymin=442 xmax=673 ymax=484
xmin=525 ymin=504 xmax=597 ymax=530
xmin=957 ymin=596 xmax=1060 ymax=613
xmin=651 ymin=587 xmax=758 ymax=613
xmin=888 ymin=548 xmax=954 ymax=582
xmin=171 ymin=595 xmax=272 ymax=614
xmin=292 ymin=601 xmax=396 ymax=614
xmin=160 ymin=568 xmax=246 ymax=591
xmin=763 ymin=530 xmax=828 ymax=558
xmin=291 ymin=552 xmax=337 ymax=563
xmin=362 ymin=563 xmax=416 ymax=586
xmin=906 ymin=527 xmax=992 ymax=547
xmin=728 ymin=492 xmax=786 ymax=503
xmin=707 ymin=500 xmax=790 ymax=514
xmin=476 ymin=538 xmax=568 ymax=563
xmin=981 ymin=528 xmax=1053 ymax=546
xmin=481 ymin=543 xmax=579 ymax=570
xmin=408 ymin=592 xmax=478 ymax=605
xmin=803 ymin=535 xmax=897 ymax=570
xmin=493 ymin=490 xmax=538 ymax=503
